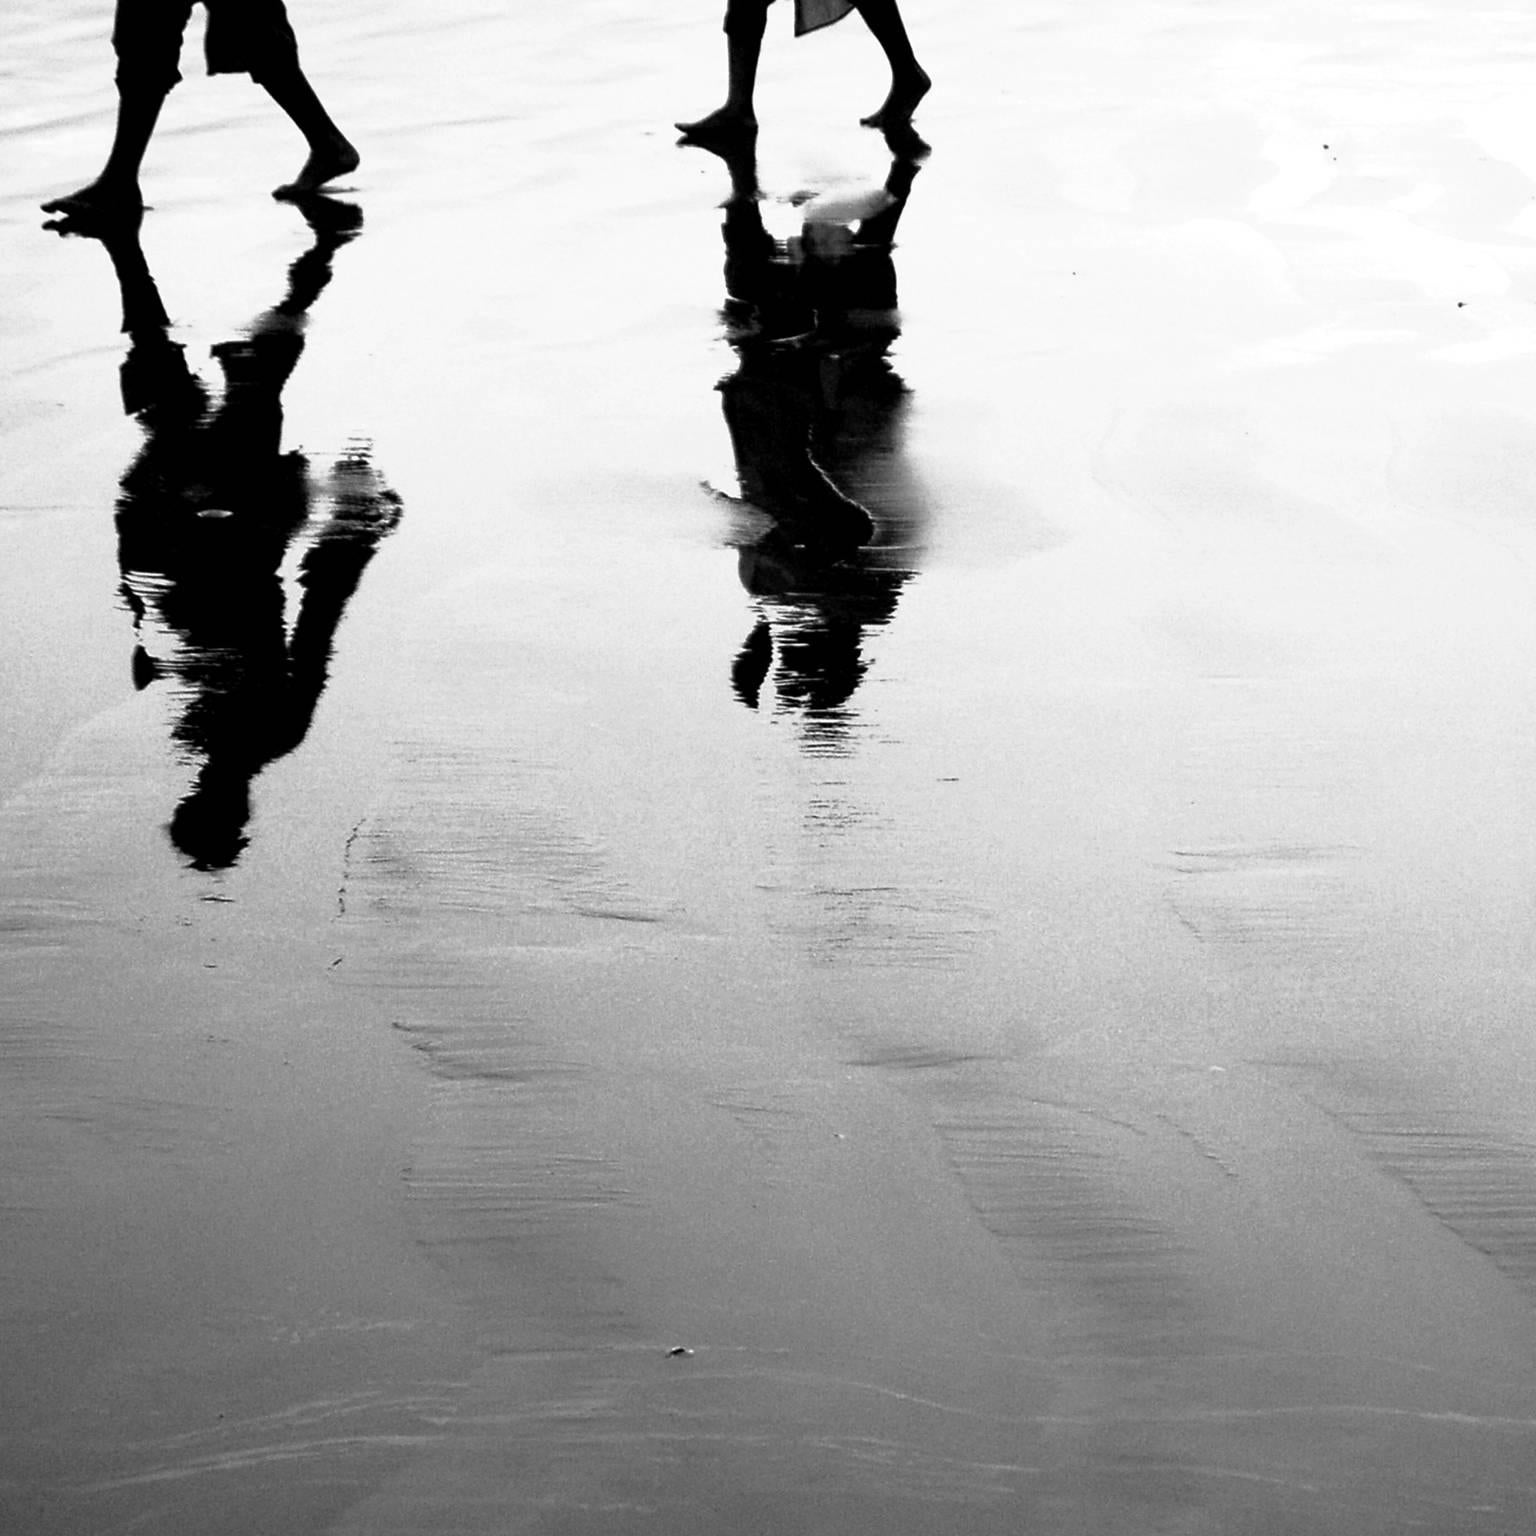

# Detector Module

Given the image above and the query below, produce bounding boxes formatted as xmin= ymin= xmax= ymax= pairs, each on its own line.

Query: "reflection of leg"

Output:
xmin=679 ymin=134 xmax=770 ymax=285
xmin=216 ymin=196 xmax=362 ymax=431
xmin=851 ymin=0 xmax=929 ymax=128
xmin=266 ymin=196 xmax=364 ymax=323
xmin=96 ymin=219 xmax=172 ymax=335
xmin=677 ymin=0 xmax=767 ymax=140
xmin=159 ymin=540 xmax=303 ymax=873
xmin=775 ymin=612 xmax=867 ymax=713
xmin=711 ymin=141 xmax=779 ymax=305
xmin=163 ymin=453 xmax=399 ymax=873
xmin=853 ymin=147 xmax=921 ymax=248
xmin=55 ymin=216 xmax=204 ymax=426
xmin=94 ymin=220 xmax=207 ymax=421
xmin=258 ymin=65 xmax=360 ymax=199
xmin=731 ymin=618 xmax=773 ymax=709
xmin=711 ymin=135 xmax=760 ymax=206
xmin=721 ymin=369 xmax=875 ymax=551
xmin=40 ymin=84 xmax=169 ymax=219
xmin=287 ymin=448 xmax=403 ymax=703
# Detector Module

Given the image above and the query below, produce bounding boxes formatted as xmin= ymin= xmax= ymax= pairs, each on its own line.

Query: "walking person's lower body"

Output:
xmin=42 ymin=0 xmax=358 ymax=221
xmin=676 ymin=0 xmax=930 ymax=141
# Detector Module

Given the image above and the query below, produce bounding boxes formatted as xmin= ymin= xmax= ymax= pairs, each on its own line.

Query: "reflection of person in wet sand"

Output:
xmin=41 ymin=0 xmax=358 ymax=221
xmin=692 ymin=132 xmax=927 ymax=735
xmin=678 ymin=0 xmax=930 ymax=142
xmin=49 ymin=198 xmax=400 ymax=870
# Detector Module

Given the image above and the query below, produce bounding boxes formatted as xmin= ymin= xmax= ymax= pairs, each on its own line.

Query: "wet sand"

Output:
xmin=8 ymin=1 xmax=1536 ymax=1531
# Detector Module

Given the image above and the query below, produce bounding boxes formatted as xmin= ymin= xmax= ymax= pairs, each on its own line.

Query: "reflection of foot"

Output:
xmin=287 ymin=192 xmax=365 ymax=246
xmin=676 ymin=105 xmax=758 ymax=144
xmin=273 ymin=137 xmax=360 ymax=200
xmin=879 ymin=119 xmax=932 ymax=164
xmin=40 ymin=178 xmax=144 ymax=227
xmin=317 ymin=446 xmax=404 ymax=539
xmin=131 ymin=644 xmax=161 ymax=691
xmin=859 ymin=67 xmax=931 ymax=130
xmin=679 ymin=132 xmax=760 ymax=201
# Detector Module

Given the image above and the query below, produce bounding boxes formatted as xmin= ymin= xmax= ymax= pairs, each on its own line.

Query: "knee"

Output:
xmin=723 ymin=0 xmax=770 ymax=38
xmin=114 ymin=60 xmax=180 ymax=94
xmin=112 ymin=3 xmax=187 ymax=95
xmin=113 ymin=40 xmax=182 ymax=94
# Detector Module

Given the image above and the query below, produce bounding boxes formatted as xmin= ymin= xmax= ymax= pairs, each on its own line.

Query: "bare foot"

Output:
xmin=676 ymin=105 xmax=758 ymax=144
xmin=859 ymin=67 xmax=931 ymax=130
xmin=273 ymin=137 xmax=360 ymax=200
xmin=40 ymin=177 xmax=143 ymax=223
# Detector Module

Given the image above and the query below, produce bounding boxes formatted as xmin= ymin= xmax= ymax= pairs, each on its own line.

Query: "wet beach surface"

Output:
xmin=8 ymin=1 xmax=1536 ymax=1531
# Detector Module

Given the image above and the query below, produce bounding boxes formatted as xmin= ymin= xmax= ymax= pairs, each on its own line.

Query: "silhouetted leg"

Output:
xmin=721 ymin=364 xmax=876 ymax=551
xmin=775 ymin=610 xmax=868 ymax=713
xmin=851 ymin=0 xmax=929 ymax=128
xmin=40 ymin=83 xmax=169 ymax=219
xmin=687 ymin=136 xmax=777 ymax=300
xmin=210 ymin=197 xmax=363 ymax=463
xmin=285 ymin=451 xmax=403 ymax=728
xmin=278 ymin=196 xmax=363 ymax=312
xmin=715 ymin=135 xmax=761 ymax=206
xmin=677 ymin=0 xmax=767 ymax=140
xmin=853 ymin=144 xmax=921 ymax=248
xmin=42 ymin=0 xmax=192 ymax=219
xmin=93 ymin=217 xmax=171 ymax=335
xmin=73 ymin=217 xmax=209 ymax=435
xmin=78 ymin=217 xmax=205 ymax=688
xmin=257 ymin=64 xmax=360 ymax=199
xmin=731 ymin=618 xmax=773 ymax=709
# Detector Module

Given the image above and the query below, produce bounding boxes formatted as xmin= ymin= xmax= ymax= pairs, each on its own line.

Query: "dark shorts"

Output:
xmin=113 ymin=0 xmax=300 ymax=91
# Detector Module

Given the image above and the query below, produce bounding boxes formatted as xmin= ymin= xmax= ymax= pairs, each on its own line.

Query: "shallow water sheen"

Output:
xmin=8 ymin=1 xmax=1536 ymax=1532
